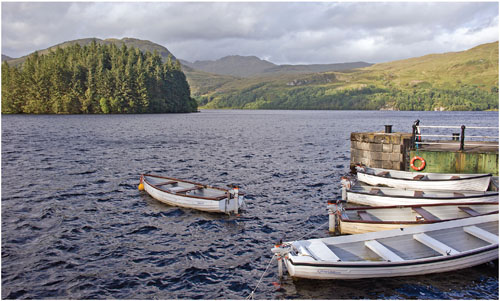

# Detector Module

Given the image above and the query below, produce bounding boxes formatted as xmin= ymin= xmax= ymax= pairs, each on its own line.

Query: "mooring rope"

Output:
xmin=294 ymin=220 xmax=329 ymax=242
xmin=246 ymin=220 xmax=328 ymax=299
xmin=246 ymin=254 xmax=276 ymax=300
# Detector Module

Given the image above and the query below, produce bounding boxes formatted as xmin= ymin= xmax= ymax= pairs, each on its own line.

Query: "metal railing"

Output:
xmin=411 ymin=120 xmax=498 ymax=151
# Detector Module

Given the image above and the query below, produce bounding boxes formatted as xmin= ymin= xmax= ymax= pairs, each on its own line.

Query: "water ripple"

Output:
xmin=2 ymin=111 xmax=498 ymax=299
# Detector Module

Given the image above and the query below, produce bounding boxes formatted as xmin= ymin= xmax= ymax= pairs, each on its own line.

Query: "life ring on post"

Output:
xmin=410 ymin=156 xmax=426 ymax=171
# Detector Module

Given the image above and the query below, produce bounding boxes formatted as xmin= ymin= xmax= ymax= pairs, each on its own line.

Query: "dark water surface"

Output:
xmin=2 ymin=110 xmax=498 ymax=299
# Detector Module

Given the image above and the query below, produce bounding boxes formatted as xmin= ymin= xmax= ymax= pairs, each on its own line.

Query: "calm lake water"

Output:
xmin=2 ymin=110 xmax=498 ymax=299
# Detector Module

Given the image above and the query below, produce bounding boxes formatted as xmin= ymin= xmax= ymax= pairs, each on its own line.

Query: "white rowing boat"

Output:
xmin=328 ymin=201 xmax=498 ymax=234
xmin=139 ymin=174 xmax=244 ymax=214
xmin=272 ymin=214 xmax=498 ymax=279
xmin=355 ymin=166 xmax=491 ymax=191
xmin=345 ymin=184 xmax=499 ymax=206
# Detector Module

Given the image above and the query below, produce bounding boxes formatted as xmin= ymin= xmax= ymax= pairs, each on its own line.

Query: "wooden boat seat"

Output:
xmin=357 ymin=210 xmax=373 ymax=221
xmin=450 ymin=176 xmax=461 ymax=180
xmin=463 ymin=226 xmax=499 ymax=244
xmin=414 ymin=190 xmax=424 ymax=197
xmin=155 ymin=180 xmax=178 ymax=187
xmin=413 ymin=174 xmax=425 ymax=180
xmin=305 ymin=241 xmax=340 ymax=262
xmin=458 ymin=206 xmax=481 ymax=217
xmin=365 ymin=240 xmax=403 ymax=262
xmin=453 ymin=192 xmax=465 ymax=197
xmin=413 ymin=233 xmax=459 ymax=256
xmin=369 ymin=188 xmax=380 ymax=195
xmin=411 ymin=207 xmax=439 ymax=221
xmin=376 ymin=171 xmax=389 ymax=177
xmin=171 ymin=186 xmax=202 ymax=194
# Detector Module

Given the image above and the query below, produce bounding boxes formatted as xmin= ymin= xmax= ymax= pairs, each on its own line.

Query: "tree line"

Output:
xmin=2 ymin=41 xmax=197 ymax=114
xmin=200 ymin=84 xmax=498 ymax=111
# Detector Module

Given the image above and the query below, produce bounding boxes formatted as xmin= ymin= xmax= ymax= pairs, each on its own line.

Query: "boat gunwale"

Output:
xmin=357 ymin=171 xmax=492 ymax=182
xmin=340 ymin=201 xmax=499 ymax=212
xmin=346 ymin=189 xmax=498 ymax=200
xmin=287 ymin=244 xmax=498 ymax=268
xmin=143 ymin=174 xmax=228 ymax=201
xmin=339 ymin=210 xmax=499 ymax=225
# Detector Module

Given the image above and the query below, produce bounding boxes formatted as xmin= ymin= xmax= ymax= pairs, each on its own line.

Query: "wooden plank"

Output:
xmin=450 ymin=176 xmax=461 ymax=180
xmin=412 ymin=207 xmax=440 ymax=221
xmin=170 ymin=186 xmax=202 ymax=194
xmin=413 ymin=233 xmax=459 ymax=256
xmin=365 ymin=240 xmax=404 ymax=262
xmin=306 ymin=241 xmax=340 ymax=262
xmin=155 ymin=180 xmax=178 ymax=186
xmin=413 ymin=174 xmax=425 ymax=180
xmin=369 ymin=188 xmax=380 ymax=195
xmin=458 ymin=206 xmax=481 ymax=217
xmin=376 ymin=171 xmax=389 ymax=177
xmin=463 ymin=226 xmax=499 ymax=244
xmin=453 ymin=192 xmax=465 ymax=197
xmin=414 ymin=190 xmax=424 ymax=197
xmin=357 ymin=210 xmax=373 ymax=221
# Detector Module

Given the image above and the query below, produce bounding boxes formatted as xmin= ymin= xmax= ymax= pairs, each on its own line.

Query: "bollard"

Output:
xmin=341 ymin=186 xmax=347 ymax=200
xmin=385 ymin=125 xmax=393 ymax=133
xmin=328 ymin=202 xmax=336 ymax=232
xmin=277 ymin=256 xmax=283 ymax=278
xmin=233 ymin=187 xmax=239 ymax=214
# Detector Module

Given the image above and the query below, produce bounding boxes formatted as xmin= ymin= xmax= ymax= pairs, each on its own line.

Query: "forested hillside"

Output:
xmin=192 ymin=42 xmax=499 ymax=111
xmin=2 ymin=41 xmax=197 ymax=114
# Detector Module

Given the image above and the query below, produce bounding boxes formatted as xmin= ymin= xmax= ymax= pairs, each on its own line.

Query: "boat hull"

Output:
xmin=357 ymin=172 xmax=491 ymax=191
xmin=275 ymin=215 xmax=498 ymax=280
xmin=142 ymin=175 xmax=244 ymax=214
xmin=346 ymin=190 xmax=499 ymax=206
xmin=284 ymin=247 xmax=498 ymax=279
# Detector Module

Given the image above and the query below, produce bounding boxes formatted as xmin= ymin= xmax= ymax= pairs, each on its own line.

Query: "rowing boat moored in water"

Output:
xmin=345 ymin=184 xmax=499 ymax=206
xmin=329 ymin=201 xmax=498 ymax=234
xmin=272 ymin=214 xmax=498 ymax=279
xmin=139 ymin=174 xmax=244 ymax=214
xmin=355 ymin=166 xmax=492 ymax=191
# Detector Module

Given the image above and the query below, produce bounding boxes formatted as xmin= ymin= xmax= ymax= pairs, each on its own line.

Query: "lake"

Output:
xmin=2 ymin=110 xmax=498 ymax=299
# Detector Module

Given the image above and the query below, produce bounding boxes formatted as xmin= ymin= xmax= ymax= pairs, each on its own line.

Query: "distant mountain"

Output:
xmin=182 ymin=55 xmax=276 ymax=77
xmin=181 ymin=55 xmax=372 ymax=77
xmin=2 ymin=54 xmax=13 ymax=62
xmin=193 ymin=41 xmax=499 ymax=111
xmin=5 ymin=37 xmax=177 ymax=67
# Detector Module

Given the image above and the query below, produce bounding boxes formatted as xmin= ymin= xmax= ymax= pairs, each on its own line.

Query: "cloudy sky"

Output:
xmin=2 ymin=1 xmax=498 ymax=64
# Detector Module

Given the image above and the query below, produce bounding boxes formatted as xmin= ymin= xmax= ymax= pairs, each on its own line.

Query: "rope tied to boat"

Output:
xmin=246 ymin=254 xmax=276 ymax=300
xmin=295 ymin=220 xmax=329 ymax=242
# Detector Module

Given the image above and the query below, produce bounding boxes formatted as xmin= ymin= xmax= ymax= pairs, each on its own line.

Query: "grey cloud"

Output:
xmin=2 ymin=2 xmax=498 ymax=64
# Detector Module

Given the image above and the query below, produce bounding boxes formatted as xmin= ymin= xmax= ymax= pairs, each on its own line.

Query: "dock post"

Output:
xmin=277 ymin=255 xmax=283 ymax=278
xmin=233 ymin=186 xmax=240 ymax=214
xmin=328 ymin=201 xmax=338 ymax=233
xmin=460 ymin=125 xmax=466 ymax=151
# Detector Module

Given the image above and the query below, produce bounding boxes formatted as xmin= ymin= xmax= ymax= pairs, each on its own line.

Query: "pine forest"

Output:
xmin=1 ymin=42 xmax=198 ymax=114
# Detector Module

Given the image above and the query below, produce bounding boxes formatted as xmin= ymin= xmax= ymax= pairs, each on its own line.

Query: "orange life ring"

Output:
xmin=410 ymin=156 xmax=426 ymax=171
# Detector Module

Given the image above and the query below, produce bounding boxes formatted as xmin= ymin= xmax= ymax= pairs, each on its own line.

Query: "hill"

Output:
xmin=6 ymin=37 xmax=177 ymax=67
xmin=183 ymin=55 xmax=276 ymax=77
xmin=193 ymin=42 xmax=499 ymax=111
xmin=2 ymin=41 xmax=196 ymax=114
xmin=181 ymin=55 xmax=372 ymax=77
xmin=2 ymin=54 xmax=13 ymax=62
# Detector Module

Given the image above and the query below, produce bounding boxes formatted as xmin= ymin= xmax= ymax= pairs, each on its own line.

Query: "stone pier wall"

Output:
xmin=350 ymin=132 xmax=413 ymax=171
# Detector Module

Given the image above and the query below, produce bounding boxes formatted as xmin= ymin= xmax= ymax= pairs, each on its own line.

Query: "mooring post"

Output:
xmin=460 ymin=125 xmax=466 ymax=151
xmin=233 ymin=187 xmax=239 ymax=214
xmin=277 ymin=255 xmax=283 ymax=278
xmin=327 ymin=202 xmax=337 ymax=233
